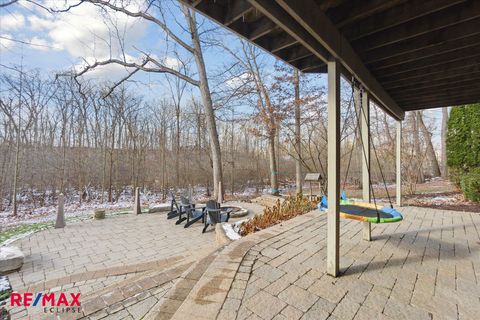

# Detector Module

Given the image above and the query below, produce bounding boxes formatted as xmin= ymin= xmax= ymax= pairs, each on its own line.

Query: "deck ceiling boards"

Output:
xmin=181 ymin=0 xmax=480 ymax=115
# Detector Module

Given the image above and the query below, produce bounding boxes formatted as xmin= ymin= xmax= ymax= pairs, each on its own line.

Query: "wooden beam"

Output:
xmin=367 ymin=33 xmax=480 ymax=70
xmin=360 ymin=89 xmax=371 ymax=241
xmin=300 ymin=63 xmax=327 ymax=73
xmin=274 ymin=0 xmax=404 ymax=120
xmin=193 ymin=0 xmax=226 ymax=23
xmin=361 ymin=19 xmax=480 ymax=63
xmin=328 ymin=0 xmax=406 ymax=28
xmin=227 ymin=15 xmax=277 ymax=41
xmin=254 ymin=32 xmax=298 ymax=53
xmin=390 ymin=78 xmax=480 ymax=97
xmin=384 ymin=66 xmax=480 ymax=90
xmin=388 ymin=72 xmax=480 ymax=95
xmin=353 ymin=1 xmax=480 ymax=52
xmin=224 ymin=0 xmax=253 ymax=25
xmin=327 ymin=59 xmax=341 ymax=277
xmin=276 ymin=45 xmax=314 ymax=63
xmin=247 ymin=16 xmax=278 ymax=40
xmin=303 ymin=65 xmax=328 ymax=74
xmin=294 ymin=55 xmax=325 ymax=72
xmin=248 ymin=0 xmax=332 ymax=63
xmin=404 ymin=97 xmax=480 ymax=110
xmin=375 ymin=49 xmax=480 ymax=79
xmin=397 ymin=86 xmax=480 ymax=105
xmin=380 ymin=56 xmax=480 ymax=84
xmin=343 ymin=0 xmax=467 ymax=41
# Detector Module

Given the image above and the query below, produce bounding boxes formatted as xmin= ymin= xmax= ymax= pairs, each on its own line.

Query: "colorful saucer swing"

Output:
xmin=318 ymin=84 xmax=403 ymax=224
xmin=320 ymin=192 xmax=403 ymax=224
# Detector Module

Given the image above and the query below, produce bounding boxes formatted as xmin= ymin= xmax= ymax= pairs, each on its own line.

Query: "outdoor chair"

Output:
xmin=179 ymin=196 xmax=204 ymax=227
xmin=167 ymin=193 xmax=183 ymax=220
xmin=203 ymin=200 xmax=231 ymax=233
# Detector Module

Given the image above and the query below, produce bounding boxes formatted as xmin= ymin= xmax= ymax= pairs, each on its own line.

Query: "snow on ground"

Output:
xmin=0 ymin=186 xmax=267 ymax=231
xmin=222 ymin=223 xmax=242 ymax=240
xmin=0 ymin=193 xmax=168 ymax=231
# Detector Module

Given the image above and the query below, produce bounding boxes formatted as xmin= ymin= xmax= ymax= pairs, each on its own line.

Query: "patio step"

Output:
xmin=143 ymin=250 xmax=219 ymax=320
xmin=77 ymin=258 xmax=194 ymax=319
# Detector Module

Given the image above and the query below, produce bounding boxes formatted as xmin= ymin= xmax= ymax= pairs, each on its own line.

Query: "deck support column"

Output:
xmin=396 ymin=121 xmax=402 ymax=207
xmin=360 ymin=89 xmax=371 ymax=241
xmin=327 ymin=59 xmax=341 ymax=277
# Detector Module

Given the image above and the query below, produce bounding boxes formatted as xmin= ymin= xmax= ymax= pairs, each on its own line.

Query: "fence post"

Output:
xmin=134 ymin=187 xmax=141 ymax=215
xmin=55 ymin=194 xmax=65 ymax=228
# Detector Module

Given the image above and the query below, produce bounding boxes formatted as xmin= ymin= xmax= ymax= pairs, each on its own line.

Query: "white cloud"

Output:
xmin=27 ymin=36 xmax=57 ymax=51
xmin=0 ymin=34 xmax=14 ymax=50
xmin=225 ymin=72 xmax=253 ymax=89
xmin=28 ymin=15 xmax=55 ymax=31
xmin=162 ymin=56 xmax=181 ymax=70
xmin=26 ymin=1 xmax=147 ymax=62
xmin=0 ymin=13 xmax=25 ymax=30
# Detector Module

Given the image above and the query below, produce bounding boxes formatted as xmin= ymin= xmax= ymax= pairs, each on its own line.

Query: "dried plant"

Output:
xmin=239 ymin=194 xmax=316 ymax=236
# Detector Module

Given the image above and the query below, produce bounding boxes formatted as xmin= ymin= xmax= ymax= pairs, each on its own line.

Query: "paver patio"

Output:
xmin=174 ymin=206 xmax=480 ymax=320
xmin=4 ymin=204 xmax=480 ymax=319
xmin=4 ymin=201 xmax=263 ymax=319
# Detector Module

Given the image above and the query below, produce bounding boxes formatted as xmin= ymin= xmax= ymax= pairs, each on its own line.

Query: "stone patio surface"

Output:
xmin=4 ymin=201 xmax=263 ymax=319
xmin=4 ymin=204 xmax=480 ymax=320
xmin=174 ymin=206 xmax=480 ymax=320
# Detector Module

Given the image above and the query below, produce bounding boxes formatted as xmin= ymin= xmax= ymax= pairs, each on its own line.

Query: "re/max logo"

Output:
xmin=10 ymin=292 xmax=81 ymax=307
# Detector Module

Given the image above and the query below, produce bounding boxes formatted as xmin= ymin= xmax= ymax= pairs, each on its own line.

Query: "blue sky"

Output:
xmin=0 ymin=0 xmax=442 ymax=137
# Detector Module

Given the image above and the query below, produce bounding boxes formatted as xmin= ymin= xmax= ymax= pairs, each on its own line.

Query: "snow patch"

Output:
xmin=0 ymin=277 xmax=11 ymax=292
xmin=222 ymin=224 xmax=241 ymax=240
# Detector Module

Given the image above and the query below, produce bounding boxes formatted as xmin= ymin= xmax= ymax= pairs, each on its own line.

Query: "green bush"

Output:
xmin=447 ymin=105 xmax=480 ymax=173
xmin=460 ymin=168 xmax=480 ymax=202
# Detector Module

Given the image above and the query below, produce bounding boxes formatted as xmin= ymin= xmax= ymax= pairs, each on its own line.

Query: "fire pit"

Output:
xmin=221 ymin=205 xmax=248 ymax=218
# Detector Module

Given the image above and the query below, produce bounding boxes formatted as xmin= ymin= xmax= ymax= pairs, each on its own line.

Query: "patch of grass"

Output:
xmin=0 ymin=207 xmax=151 ymax=246
xmin=239 ymin=194 xmax=316 ymax=236
xmin=0 ymin=222 xmax=53 ymax=246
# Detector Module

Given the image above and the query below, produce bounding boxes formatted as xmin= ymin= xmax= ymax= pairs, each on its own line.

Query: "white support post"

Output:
xmin=396 ymin=121 xmax=402 ymax=207
xmin=360 ymin=90 xmax=371 ymax=241
xmin=327 ymin=59 xmax=341 ymax=277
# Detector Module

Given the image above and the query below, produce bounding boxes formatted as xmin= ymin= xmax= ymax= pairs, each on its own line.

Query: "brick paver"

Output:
xmin=182 ymin=206 xmax=480 ymax=320
xmin=5 ymin=211 xmax=221 ymax=319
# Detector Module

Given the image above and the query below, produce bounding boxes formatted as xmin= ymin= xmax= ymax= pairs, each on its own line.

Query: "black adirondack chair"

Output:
xmin=167 ymin=193 xmax=183 ymax=220
xmin=179 ymin=197 xmax=204 ymax=227
xmin=203 ymin=200 xmax=231 ymax=233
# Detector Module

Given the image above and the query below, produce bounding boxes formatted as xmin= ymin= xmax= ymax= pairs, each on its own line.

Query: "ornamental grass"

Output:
xmin=239 ymin=194 xmax=317 ymax=236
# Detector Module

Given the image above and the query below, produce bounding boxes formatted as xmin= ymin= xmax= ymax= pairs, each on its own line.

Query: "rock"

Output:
xmin=0 ymin=247 xmax=24 ymax=273
xmin=94 ymin=209 xmax=105 ymax=220
xmin=148 ymin=203 xmax=170 ymax=213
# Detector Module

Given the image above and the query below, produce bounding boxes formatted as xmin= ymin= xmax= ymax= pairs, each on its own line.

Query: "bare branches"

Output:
xmin=0 ymin=0 xmax=19 ymax=7
xmin=52 ymin=0 xmax=194 ymax=54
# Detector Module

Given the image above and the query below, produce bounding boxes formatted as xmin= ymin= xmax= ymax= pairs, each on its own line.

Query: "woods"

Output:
xmin=0 ymin=0 xmax=447 ymax=216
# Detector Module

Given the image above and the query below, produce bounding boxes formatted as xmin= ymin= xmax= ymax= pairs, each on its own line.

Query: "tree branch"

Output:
xmin=52 ymin=0 xmax=195 ymax=54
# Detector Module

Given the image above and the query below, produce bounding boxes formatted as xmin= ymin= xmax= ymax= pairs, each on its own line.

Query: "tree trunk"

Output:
xmin=293 ymin=69 xmax=302 ymax=194
xmin=441 ymin=107 xmax=449 ymax=178
xmin=268 ymin=130 xmax=279 ymax=195
xmin=12 ymin=125 xmax=20 ymax=216
xmin=413 ymin=112 xmax=425 ymax=183
xmin=185 ymin=8 xmax=223 ymax=201
xmin=418 ymin=111 xmax=441 ymax=177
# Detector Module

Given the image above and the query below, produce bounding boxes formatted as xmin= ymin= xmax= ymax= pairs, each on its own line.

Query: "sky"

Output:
xmin=0 ymin=0 xmax=443 ymax=138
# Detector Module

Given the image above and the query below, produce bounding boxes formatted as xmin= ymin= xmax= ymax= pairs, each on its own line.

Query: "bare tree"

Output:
xmin=418 ymin=111 xmax=441 ymax=177
xmin=54 ymin=0 xmax=224 ymax=200
xmin=441 ymin=107 xmax=449 ymax=178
